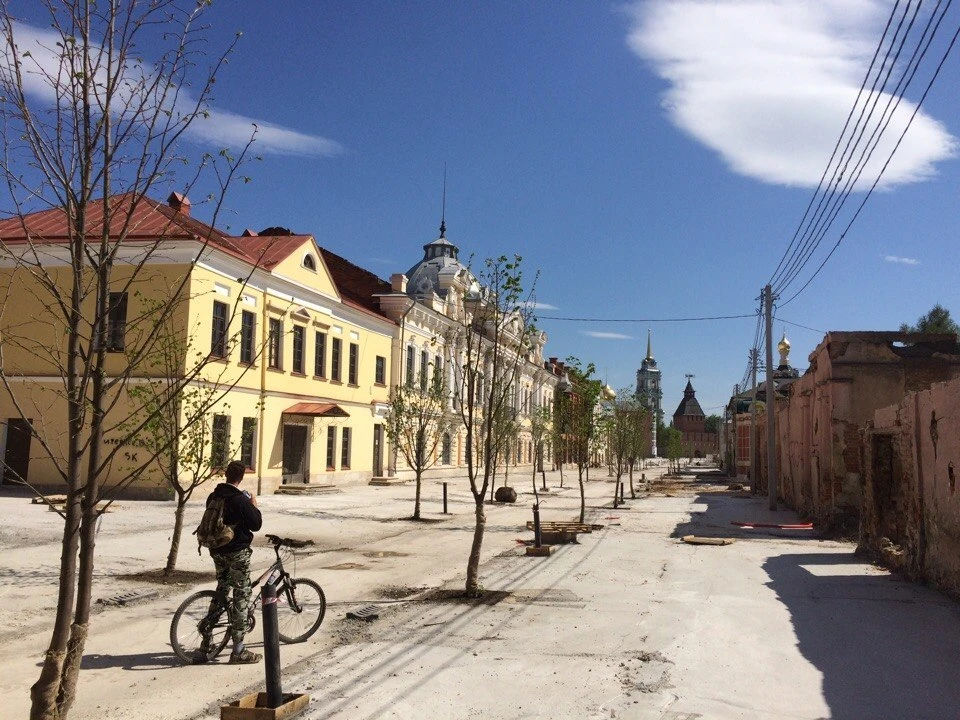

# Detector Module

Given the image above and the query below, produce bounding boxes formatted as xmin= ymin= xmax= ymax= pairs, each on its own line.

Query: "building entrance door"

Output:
xmin=373 ymin=424 xmax=383 ymax=477
xmin=282 ymin=424 xmax=309 ymax=484
xmin=3 ymin=418 xmax=32 ymax=485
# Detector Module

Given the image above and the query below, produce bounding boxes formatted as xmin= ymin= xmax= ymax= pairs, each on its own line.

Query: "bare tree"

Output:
xmin=385 ymin=364 xmax=454 ymax=520
xmin=449 ymin=255 xmax=537 ymax=597
xmin=0 ymin=4 xmax=254 ymax=717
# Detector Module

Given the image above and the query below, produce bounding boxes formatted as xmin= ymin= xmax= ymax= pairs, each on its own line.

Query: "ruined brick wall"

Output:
xmin=775 ymin=332 xmax=960 ymax=531
xmin=864 ymin=377 xmax=960 ymax=596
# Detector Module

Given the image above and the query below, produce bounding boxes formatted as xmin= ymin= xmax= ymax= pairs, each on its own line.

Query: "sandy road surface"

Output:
xmin=4 ymin=464 xmax=960 ymax=719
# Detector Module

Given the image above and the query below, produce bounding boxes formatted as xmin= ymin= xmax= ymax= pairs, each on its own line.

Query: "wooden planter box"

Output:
xmin=221 ymin=692 xmax=309 ymax=720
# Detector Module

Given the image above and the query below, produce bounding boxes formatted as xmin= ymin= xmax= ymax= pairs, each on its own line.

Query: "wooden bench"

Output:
xmin=525 ymin=521 xmax=604 ymax=544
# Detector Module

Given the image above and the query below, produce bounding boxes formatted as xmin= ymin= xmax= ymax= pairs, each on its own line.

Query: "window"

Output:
xmin=341 ymin=427 xmax=351 ymax=469
xmin=419 ymin=350 xmax=429 ymax=391
xmin=292 ymin=326 xmax=305 ymax=374
xmin=405 ymin=346 xmax=415 ymax=387
xmin=303 ymin=254 xmax=316 ymax=271
xmin=211 ymin=301 xmax=228 ymax=358
xmin=326 ymin=426 xmax=336 ymax=469
xmin=433 ymin=354 xmax=443 ymax=391
xmin=331 ymin=338 xmax=342 ymax=381
xmin=268 ymin=318 xmax=282 ymax=369
xmin=106 ymin=292 xmax=128 ymax=352
xmin=441 ymin=433 xmax=452 ymax=465
xmin=348 ymin=343 xmax=359 ymax=385
xmin=240 ymin=311 xmax=256 ymax=364
xmin=240 ymin=417 xmax=257 ymax=469
xmin=211 ymin=414 xmax=230 ymax=468
xmin=314 ymin=331 xmax=327 ymax=377
xmin=375 ymin=356 xmax=386 ymax=385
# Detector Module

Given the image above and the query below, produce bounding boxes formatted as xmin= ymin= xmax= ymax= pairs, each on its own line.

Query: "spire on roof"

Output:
xmin=646 ymin=329 xmax=654 ymax=361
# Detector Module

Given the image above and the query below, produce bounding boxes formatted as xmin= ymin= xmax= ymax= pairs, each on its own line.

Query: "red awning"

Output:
xmin=282 ymin=403 xmax=350 ymax=417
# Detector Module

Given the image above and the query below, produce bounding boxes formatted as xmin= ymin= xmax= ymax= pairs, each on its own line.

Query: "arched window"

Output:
xmin=441 ymin=433 xmax=452 ymax=465
xmin=303 ymin=254 xmax=317 ymax=271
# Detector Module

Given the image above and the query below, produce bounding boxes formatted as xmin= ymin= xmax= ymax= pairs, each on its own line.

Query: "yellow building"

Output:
xmin=0 ymin=193 xmax=396 ymax=497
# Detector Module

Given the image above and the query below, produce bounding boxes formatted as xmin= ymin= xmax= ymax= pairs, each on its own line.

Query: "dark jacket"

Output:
xmin=208 ymin=482 xmax=262 ymax=555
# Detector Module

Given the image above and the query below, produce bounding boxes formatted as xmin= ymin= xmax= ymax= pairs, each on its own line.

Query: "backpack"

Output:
xmin=194 ymin=495 xmax=235 ymax=554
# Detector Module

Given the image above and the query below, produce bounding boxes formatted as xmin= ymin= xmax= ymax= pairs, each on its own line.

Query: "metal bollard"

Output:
xmin=443 ymin=482 xmax=448 ymax=514
xmin=262 ymin=581 xmax=282 ymax=708
xmin=532 ymin=502 xmax=542 ymax=548
xmin=620 ymin=481 xmax=625 ymax=503
xmin=613 ymin=482 xmax=619 ymax=509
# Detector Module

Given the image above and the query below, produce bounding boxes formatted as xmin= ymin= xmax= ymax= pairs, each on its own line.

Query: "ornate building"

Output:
xmin=376 ymin=219 xmax=557 ymax=479
xmin=635 ymin=330 xmax=663 ymax=456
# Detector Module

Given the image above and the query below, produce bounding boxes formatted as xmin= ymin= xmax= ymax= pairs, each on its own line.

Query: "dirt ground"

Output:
xmin=4 ymin=460 xmax=960 ymax=719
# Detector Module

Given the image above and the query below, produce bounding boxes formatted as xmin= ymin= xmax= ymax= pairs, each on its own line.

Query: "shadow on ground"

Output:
xmin=764 ymin=552 xmax=960 ymax=720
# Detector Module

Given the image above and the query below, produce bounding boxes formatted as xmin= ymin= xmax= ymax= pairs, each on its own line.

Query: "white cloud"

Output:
xmin=626 ymin=1 xmax=957 ymax=188
xmin=3 ymin=22 xmax=342 ymax=158
xmin=583 ymin=331 xmax=633 ymax=340
xmin=884 ymin=255 xmax=919 ymax=265
xmin=531 ymin=302 xmax=559 ymax=311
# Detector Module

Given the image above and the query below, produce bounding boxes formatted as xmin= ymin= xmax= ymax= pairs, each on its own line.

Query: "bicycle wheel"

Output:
xmin=277 ymin=578 xmax=326 ymax=643
xmin=170 ymin=590 xmax=232 ymax=664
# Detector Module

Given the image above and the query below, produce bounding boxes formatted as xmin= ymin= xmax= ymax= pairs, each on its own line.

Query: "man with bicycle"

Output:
xmin=197 ymin=460 xmax=262 ymax=664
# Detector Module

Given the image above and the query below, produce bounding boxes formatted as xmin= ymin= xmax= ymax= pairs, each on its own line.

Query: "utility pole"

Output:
xmin=764 ymin=284 xmax=778 ymax=511
xmin=749 ymin=348 xmax=759 ymax=495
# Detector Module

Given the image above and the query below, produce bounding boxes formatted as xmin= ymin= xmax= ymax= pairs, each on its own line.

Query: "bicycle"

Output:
xmin=170 ymin=534 xmax=326 ymax=664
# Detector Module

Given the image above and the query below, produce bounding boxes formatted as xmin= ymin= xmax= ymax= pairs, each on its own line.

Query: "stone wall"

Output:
xmin=862 ymin=377 xmax=960 ymax=596
xmin=772 ymin=332 xmax=960 ymax=530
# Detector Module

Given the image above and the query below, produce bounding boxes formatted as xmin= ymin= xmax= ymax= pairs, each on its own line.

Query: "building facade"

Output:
xmin=0 ymin=193 xmax=396 ymax=498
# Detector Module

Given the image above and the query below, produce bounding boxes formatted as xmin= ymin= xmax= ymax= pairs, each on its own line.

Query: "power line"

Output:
xmin=767 ymin=0 xmax=906 ymax=289
xmin=776 ymin=0 xmax=951 ymax=297
xmin=536 ymin=313 xmax=756 ymax=323
xmin=781 ymin=4 xmax=960 ymax=307
xmin=772 ymin=0 xmax=931 ymax=295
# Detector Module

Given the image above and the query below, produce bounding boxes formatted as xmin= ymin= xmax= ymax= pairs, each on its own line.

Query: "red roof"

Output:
xmin=0 ymin=192 xmax=306 ymax=270
xmin=319 ymin=247 xmax=392 ymax=318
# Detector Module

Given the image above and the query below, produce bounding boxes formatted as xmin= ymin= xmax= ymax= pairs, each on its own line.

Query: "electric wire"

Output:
xmin=775 ymin=0 xmax=950 ymax=297
xmin=767 ymin=0 xmax=905 ymax=288
xmin=772 ymin=0 xmax=928 ymax=295
xmin=780 ymin=4 xmax=960 ymax=307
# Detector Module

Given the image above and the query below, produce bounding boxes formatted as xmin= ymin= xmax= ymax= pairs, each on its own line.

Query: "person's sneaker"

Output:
xmin=229 ymin=648 xmax=262 ymax=664
xmin=191 ymin=649 xmax=210 ymax=664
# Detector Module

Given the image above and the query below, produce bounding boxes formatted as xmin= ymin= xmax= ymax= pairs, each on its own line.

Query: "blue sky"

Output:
xmin=12 ymin=1 xmax=960 ymax=418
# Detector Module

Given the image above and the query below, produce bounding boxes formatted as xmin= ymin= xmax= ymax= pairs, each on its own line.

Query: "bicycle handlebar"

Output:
xmin=265 ymin=533 xmax=314 ymax=549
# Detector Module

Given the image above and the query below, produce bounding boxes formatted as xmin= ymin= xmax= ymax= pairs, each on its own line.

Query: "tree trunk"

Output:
xmin=413 ymin=469 xmax=422 ymax=520
xmin=165 ymin=495 xmax=187 ymax=574
xmin=578 ymin=466 xmax=586 ymax=524
xmin=30 ymin=495 xmax=81 ymax=720
xmin=465 ymin=498 xmax=486 ymax=596
xmin=629 ymin=461 xmax=636 ymax=499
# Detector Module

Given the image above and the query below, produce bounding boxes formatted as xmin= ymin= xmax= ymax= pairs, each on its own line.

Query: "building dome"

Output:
xmin=778 ymin=332 xmax=791 ymax=357
xmin=405 ymin=222 xmax=474 ymax=299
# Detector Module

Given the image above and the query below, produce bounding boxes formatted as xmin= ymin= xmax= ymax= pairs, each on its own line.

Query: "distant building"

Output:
xmin=672 ymin=379 xmax=718 ymax=458
xmin=635 ymin=330 xmax=663 ymax=456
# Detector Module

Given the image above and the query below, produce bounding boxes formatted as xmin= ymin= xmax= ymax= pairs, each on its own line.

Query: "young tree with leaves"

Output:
xmin=0 ymin=4 xmax=255 ymax=717
xmin=385 ymin=362 xmax=453 ymax=520
xmin=449 ymin=255 xmax=538 ymax=597
xmin=529 ymin=403 xmax=552 ymax=495
xmin=563 ymin=358 xmax=603 ymax=524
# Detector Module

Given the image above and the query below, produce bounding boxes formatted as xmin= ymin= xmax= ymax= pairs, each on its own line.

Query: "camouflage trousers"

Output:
xmin=212 ymin=547 xmax=253 ymax=645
